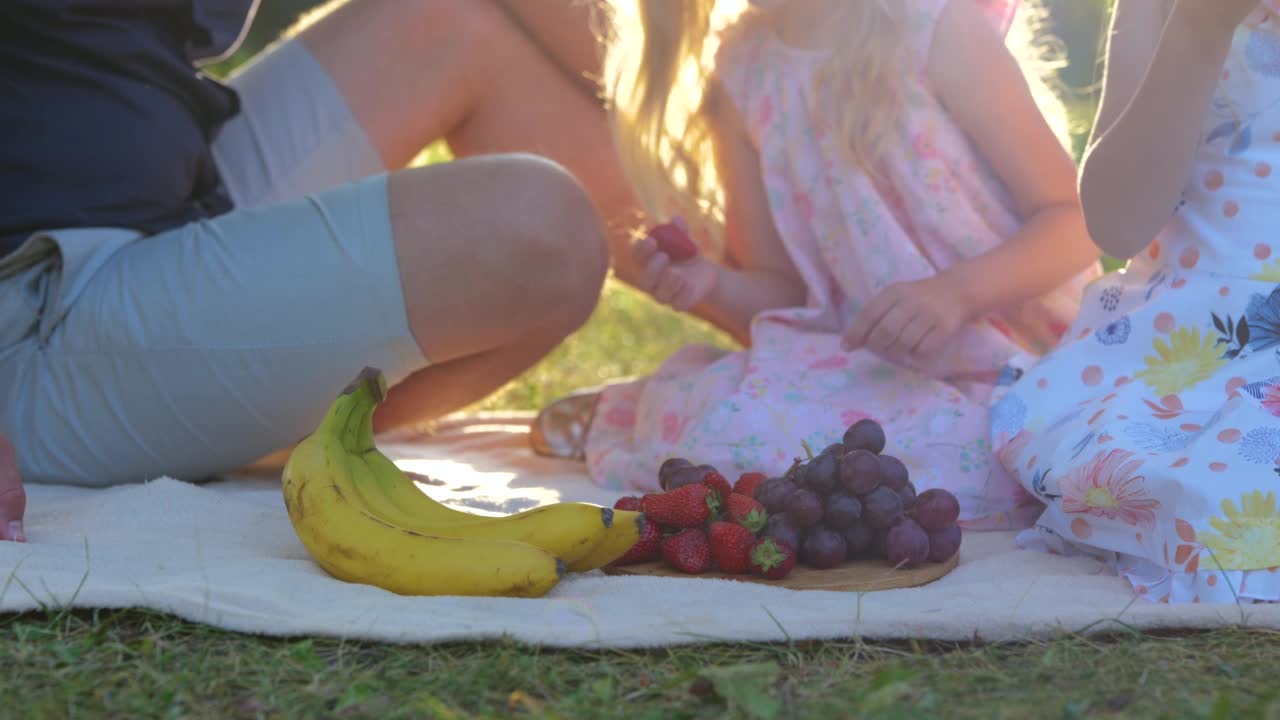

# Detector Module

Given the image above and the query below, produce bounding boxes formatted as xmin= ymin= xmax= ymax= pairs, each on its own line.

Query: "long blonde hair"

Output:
xmin=600 ymin=0 xmax=1068 ymax=252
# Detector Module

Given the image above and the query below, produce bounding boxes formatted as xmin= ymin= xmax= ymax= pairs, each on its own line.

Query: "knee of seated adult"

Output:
xmin=498 ymin=154 xmax=609 ymax=310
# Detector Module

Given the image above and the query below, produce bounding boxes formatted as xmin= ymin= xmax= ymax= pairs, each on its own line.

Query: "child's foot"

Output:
xmin=529 ymin=388 xmax=601 ymax=460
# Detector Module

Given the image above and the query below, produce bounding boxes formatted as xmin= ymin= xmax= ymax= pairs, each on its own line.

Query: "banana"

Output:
xmin=335 ymin=373 xmax=626 ymax=568
xmin=281 ymin=370 xmax=564 ymax=597
xmin=565 ymin=510 xmax=646 ymax=572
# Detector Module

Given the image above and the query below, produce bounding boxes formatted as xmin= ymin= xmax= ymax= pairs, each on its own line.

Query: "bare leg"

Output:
xmin=296 ymin=0 xmax=646 ymax=283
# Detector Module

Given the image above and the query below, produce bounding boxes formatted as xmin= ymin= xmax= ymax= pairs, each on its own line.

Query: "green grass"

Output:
xmin=6 ymin=609 xmax=1280 ymax=719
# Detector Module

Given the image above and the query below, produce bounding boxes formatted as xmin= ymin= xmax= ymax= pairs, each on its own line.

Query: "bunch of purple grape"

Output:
xmin=752 ymin=419 xmax=963 ymax=570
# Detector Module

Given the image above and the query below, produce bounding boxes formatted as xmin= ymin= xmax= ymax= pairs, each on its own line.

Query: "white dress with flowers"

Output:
xmin=991 ymin=22 xmax=1280 ymax=604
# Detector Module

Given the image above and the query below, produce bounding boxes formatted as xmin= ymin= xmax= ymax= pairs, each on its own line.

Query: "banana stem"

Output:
xmin=338 ymin=367 xmax=386 ymax=454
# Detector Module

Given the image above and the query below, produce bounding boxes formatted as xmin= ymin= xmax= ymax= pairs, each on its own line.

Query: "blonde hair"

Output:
xmin=601 ymin=0 xmax=1070 ymax=252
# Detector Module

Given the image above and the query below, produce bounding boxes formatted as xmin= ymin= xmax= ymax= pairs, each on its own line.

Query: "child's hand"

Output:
xmin=632 ymin=233 xmax=719 ymax=311
xmin=841 ymin=275 xmax=976 ymax=361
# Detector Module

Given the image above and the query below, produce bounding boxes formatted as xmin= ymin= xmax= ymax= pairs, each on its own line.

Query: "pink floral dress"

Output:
xmin=583 ymin=0 xmax=1096 ymax=531
xmin=991 ymin=22 xmax=1280 ymax=603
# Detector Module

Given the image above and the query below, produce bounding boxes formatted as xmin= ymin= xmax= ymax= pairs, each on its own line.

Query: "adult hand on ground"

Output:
xmin=0 ymin=433 xmax=26 ymax=542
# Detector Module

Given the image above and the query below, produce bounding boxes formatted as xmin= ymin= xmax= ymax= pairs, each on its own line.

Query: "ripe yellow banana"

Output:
xmin=281 ymin=370 xmax=563 ymax=597
xmin=565 ymin=512 xmax=646 ymax=572
xmin=336 ymin=372 xmax=641 ymax=568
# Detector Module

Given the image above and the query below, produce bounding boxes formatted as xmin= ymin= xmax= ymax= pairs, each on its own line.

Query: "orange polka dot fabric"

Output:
xmin=990 ymin=25 xmax=1280 ymax=605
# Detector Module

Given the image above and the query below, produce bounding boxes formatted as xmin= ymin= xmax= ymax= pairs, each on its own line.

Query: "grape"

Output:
xmin=885 ymin=519 xmax=930 ymax=568
xmin=839 ymin=449 xmax=881 ymax=495
xmin=763 ymin=513 xmax=803 ymax=552
xmin=697 ymin=463 xmax=719 ymax=476
xmin=869 ymin=527 xmax=890 ymax=560
xmin=927 ymin=524 xmax=962 ymax=562
xmin=787 ymin=489 xmax=824 ymax=527
xmin=663 ymin=465 xmax=706 ymax=491
xmin=861 ymin=486 xmax=904 ymax=529
xmin=897 ymin=481 xmax=917 ymax=511
xmin=823 ymin=492 xmax=863 ymax=530
xmin=821 ymin=442 xmax=846 ymax=458
xmin=756 ymin=478 xmax=798 ymax=513
xmin=842 ymin=521 xmax=874 ymax=558
xmin=914 ymin=489 xmax=961 ymax=530
xmin=878 ymin=455 xmax=910 ymax=491
xmin=785 ymin=460 xmax=810 ymax=485
xmin=658 ymin=458 xmax=693 ymax=489
xmin=802 ymin=527 xmax=847 ymax=569
xmin=843 ymin=419 xmax=886 ymax=454
xmin=803 ymin=451 xmax=839 ymax=496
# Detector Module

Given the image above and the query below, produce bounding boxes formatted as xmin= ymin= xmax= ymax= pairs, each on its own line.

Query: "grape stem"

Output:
xmin=800 ymin=441 xmax=815 ymax=461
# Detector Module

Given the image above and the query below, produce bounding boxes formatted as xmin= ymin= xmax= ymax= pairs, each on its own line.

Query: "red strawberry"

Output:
xmin=734 ymin=472 xmax=768 ymax=498
xmin=610 ymin=516 xmax=662 ymax=566
xmin=701 ymin=471 xmax=732 ymax=507
xmin=642 ymin=484 xmax=716 ymax=528
xmin=725 ymin=493 xmax=768 ymax=533
xmin=613 ymin=496 xmax=643 ymax=512
xmin=709 ymin=521 xmax=757 ymax=574
xmin=649 ymin=221 xmax=699 ymax=261
xmin=749 ymin=537 xmax=796 ymax=580
xmin=661 ymin=528 xmax=711 ymax=574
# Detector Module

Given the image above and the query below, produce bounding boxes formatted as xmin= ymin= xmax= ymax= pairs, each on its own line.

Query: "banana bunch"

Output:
xmin=282 ymin=367 xmax=644 ymax=598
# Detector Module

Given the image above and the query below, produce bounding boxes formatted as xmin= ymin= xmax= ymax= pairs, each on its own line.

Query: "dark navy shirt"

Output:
xmin=0 ymin=1 xmax=260 ymax=255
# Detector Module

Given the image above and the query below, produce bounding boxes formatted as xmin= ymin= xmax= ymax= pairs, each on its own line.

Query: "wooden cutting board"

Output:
xmin=602 ymin=550 xmax=959 ymax=592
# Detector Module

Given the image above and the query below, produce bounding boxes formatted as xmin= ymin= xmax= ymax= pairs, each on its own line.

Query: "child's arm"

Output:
xmin=844 ymin=0 xmax=1098 ymax=359
xmin=1079 ymin=0 xmax=1256 ymax=259
xmin=633 ymin=78 xmax=806 ymax=345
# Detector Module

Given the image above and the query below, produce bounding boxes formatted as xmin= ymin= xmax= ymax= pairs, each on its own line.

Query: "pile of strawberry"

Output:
xmin=610 ymin=469 xmax=796 ymax=580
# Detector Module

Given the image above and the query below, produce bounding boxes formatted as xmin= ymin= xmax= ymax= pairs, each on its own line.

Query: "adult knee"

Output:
xmin=494 ymin=154 xmax=610 ymax=326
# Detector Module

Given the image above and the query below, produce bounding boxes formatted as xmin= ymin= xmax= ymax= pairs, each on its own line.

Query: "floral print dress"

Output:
xmin=582 ymin=0 xmax=1096 ymax=531
xmin=992 ymin=21 xmax=1280 ymax=603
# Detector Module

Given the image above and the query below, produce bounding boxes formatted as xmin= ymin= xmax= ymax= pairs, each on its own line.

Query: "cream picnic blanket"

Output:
xmin=0 ymin=415 xmax=1273 ymax=647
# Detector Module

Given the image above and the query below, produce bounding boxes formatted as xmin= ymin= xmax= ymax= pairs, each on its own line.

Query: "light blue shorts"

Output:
xmin=0 ymin=40 xmax=428 ymax=486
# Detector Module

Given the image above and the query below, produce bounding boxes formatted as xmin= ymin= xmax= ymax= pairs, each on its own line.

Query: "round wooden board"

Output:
xmin=602 ymin=550 xmax=959 ymax=592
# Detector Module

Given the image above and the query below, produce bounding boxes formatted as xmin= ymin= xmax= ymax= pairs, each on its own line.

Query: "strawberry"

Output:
xmin=661 ymin=528 xmax=711 ymax=574
xmin=610 ymin=516 xmax=662 ymax=566
xmin=734 ymin=472 xmax=768 ymax=499
xmin=725 ymin=493 xmax=768 ymax=533
xmin=613 ymin=496 xmax=643 ymax=512
xmin=749 ymin=537 xmax=796 ymax=580
xmin=709 ymin=521 xmax=757 ymax=574
xmin=649 ymin=221 xmax=699 ymax=261
xmin=701 ymin=470 xmax=732 ymax=507
xmin=643 ymin=484 xmax=717 ymax=528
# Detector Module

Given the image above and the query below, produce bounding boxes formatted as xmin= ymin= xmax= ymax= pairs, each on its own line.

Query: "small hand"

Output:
xmin=632 ymin=233 xmax=719 ymax=312
xmin=842 ymin=275 xmax=976 ymax=361
xmin=0 ymin=433 xmax=26 ymax=543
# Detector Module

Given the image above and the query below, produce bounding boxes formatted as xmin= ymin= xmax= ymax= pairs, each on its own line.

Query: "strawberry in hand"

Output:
xmin=633 ymin=218 xmax=719 ymax=312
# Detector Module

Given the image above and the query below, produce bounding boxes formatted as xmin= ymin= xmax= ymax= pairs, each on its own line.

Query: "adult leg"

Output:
xmin=290 ymin=0 xmax=646 ymax=282
xmin=0 ymin=155 xmax=607 ymax=487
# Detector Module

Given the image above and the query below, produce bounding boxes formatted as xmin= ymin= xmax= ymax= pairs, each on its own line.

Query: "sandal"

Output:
xmin=528 ymin=387 xmax=602 ymax=460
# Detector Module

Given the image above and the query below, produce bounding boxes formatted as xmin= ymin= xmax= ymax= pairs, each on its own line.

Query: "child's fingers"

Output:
xmin=915 ymin=327 xmax=950 ymax=358
xmin=654 ymin=266 xmax=685 ymax=305
xmin=893 ymin=314 xmax=935 ymax=358
xmin=843 ymin=291 xmax=896 ymax=350
xmin=639 ymin=251 xmax=670 ymax=294
xmin=862 ymin=300 xmax=911 ymax=355
xmin=632 ymin=235 xmax=659 ymax=265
